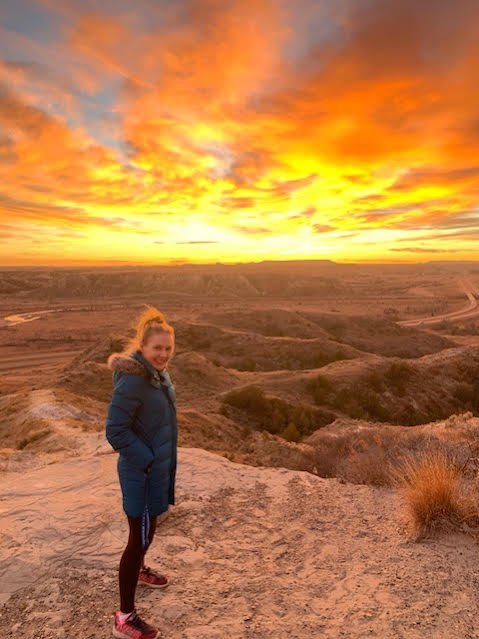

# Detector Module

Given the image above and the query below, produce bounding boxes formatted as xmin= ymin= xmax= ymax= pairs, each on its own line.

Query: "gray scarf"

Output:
xmin=155 ymin=369 xmax=177 ymax=412
xmin=131 ymin=350 xmax=177 ymax=412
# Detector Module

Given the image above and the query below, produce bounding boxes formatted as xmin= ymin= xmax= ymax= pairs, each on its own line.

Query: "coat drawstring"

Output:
xmin=141 ymin=476 xmax=150 ymax=551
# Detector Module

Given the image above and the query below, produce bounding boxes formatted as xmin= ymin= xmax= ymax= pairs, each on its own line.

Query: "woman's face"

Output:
xmin=140 ymin=331 xmax=174 ymax=371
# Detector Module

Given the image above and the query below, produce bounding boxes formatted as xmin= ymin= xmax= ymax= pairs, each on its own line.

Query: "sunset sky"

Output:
xmin=1 ymin=0 xmax=478 ymax=265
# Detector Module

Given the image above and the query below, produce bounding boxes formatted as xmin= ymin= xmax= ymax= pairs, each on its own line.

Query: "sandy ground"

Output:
xmin=1 ymin=447 xmax=479 ymax=639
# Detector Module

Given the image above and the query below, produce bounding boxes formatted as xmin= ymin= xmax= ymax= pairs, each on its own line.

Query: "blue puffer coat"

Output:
xmin=105 ymin=350 xmax=177 ymax=518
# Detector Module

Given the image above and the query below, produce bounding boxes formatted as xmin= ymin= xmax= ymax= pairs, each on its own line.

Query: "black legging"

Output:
xmin=119 ymin=515 xmax=158 ymax=613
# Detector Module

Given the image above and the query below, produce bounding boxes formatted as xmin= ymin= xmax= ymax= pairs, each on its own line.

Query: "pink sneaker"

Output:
xmin=138 ymin=565 xmax=169 ymax=589
xmin=112 ymin=610 xmax=160 ymax=639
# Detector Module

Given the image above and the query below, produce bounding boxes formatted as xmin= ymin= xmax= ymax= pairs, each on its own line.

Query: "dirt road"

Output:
xmin=399 ymin=277 xmax=479 ymax=327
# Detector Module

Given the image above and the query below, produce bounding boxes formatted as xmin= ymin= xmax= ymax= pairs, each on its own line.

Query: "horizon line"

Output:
xmin=1 ymin=258 xmax=479 ymax=269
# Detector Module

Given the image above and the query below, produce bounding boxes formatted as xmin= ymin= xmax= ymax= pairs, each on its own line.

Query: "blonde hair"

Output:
xmin=124 ymin=305 xmax=175 ymax=354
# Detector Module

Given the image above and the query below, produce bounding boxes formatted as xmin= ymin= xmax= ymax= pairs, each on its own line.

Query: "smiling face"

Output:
xmin=140 ymin=331 xmax=174 ymax=371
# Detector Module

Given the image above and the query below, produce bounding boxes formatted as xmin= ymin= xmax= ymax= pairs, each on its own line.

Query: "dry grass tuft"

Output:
xmin=394 ymin=451 xmax=464 ymax=537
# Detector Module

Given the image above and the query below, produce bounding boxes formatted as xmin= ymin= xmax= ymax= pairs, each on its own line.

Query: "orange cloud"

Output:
xmin=1 ymin=0 xmax=479 ymax=264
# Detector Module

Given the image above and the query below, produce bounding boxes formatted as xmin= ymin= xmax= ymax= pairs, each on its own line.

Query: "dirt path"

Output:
xmin=1 ymin=448 xmax=479 ymax=638
xmin=399 ymin=277 xmax=479 ymax=327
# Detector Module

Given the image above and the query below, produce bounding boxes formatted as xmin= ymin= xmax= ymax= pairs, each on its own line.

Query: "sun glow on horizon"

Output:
xmin=1 ymin=0 xmax=479 ymax=265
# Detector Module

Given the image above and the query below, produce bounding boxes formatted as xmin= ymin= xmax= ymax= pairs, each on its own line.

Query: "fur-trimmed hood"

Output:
xmin=107 ymin=352 xmax=149 ymax=377
xmin=107 ymin=350 xmax=177 ymax=415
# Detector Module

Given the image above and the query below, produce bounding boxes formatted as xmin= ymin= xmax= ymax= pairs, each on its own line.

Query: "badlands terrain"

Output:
xmin=1 ymin=260 xmax=479 ymax=638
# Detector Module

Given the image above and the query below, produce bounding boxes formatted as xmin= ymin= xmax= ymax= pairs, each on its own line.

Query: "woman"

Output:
xmin=106 ymin=306 xmax=177 ymax=639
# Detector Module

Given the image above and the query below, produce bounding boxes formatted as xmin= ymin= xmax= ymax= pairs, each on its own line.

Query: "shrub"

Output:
xmin=312 ymin=429 xmax=401 ymax=485
xmin=310 ymin=426 xmax=477 ymax=487
xmin=311 ymin=350 xmax=349 ymax=368
xmin=306 ymin=375 xmax=334 ymax=405
xmin=223 ymin=385 xmax=333 ymax=437
xmin=452 ymin=383 xmax=474 ymax=404
xmin=234 ymin=357 xmax=257 ymax=371
xmin=393 ymin=451 xmax=463 ymax=537
xmin=281 ymin=422 xmax=301 ymax=442
xmin=306 ymin=361 xmax=469 ymax=425
xmin=346 ymin=448 xmax=391 ymax=486
xmin=364 ymin=371 xmax=384 ymax=392
xmin=384 ymin=361 xmax=414 ymax=393
xmin=223 ymin=385 xmax=270 ymax=414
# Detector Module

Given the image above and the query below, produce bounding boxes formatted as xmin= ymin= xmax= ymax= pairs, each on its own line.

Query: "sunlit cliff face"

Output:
xmin=1 ymin=0 xmax=479 ymax=265
xmin=141 ymin=332 xmax=174 ymax=372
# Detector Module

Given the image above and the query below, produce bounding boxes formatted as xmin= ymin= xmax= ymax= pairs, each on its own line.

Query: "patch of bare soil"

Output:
xmin=0 ymin=388 xmax=106 ymax=455
xmin=1 ymin=449 xmax=479 ymax=638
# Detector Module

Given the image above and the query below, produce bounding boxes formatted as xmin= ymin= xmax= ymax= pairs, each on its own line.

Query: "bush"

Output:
xmin=306 ymin=360 xmax=470 ymax=425
xmin=312 ymin=429 xmax=398 ymax=485
xmin=281 ymin=422 xmax=302 ymax=442
xmin=310 ymin=378 xmax=390 ymax=422
xmin=384 ymin=361 xmax=414 ymax=392
xmin=306 ymin=375 xmax=334 ymax=405
xmin=223 ymin=385 xmax=334 ymax=438
xmin=452 ymin=383 xmax=474 ymax=404
xmin=393 ymin=451 xmax=463 ymax=537
xmin=233 ymin=357 xmax=258 ymax=371
xmin=223 ymin=386 xmax=270 ymax=414
xmin=310 ymin=424 xmax=479 ymax=488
